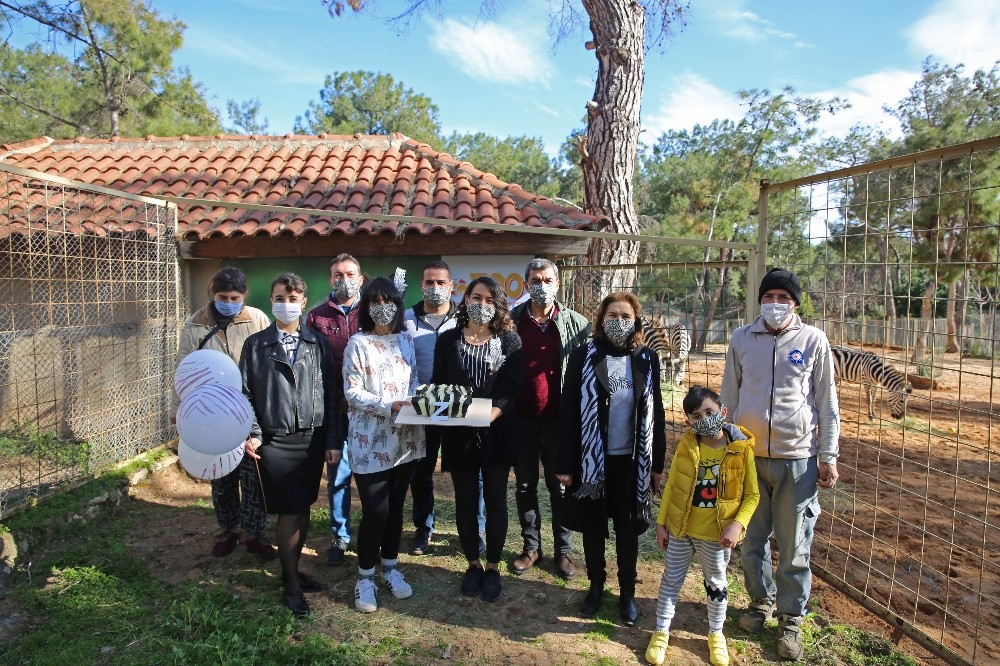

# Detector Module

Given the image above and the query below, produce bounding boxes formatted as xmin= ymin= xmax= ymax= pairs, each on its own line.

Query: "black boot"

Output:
xmin=619 ymin=592 xmax=638 ymax=626
xmin=580 ymin=581 xmax=604 ymax=618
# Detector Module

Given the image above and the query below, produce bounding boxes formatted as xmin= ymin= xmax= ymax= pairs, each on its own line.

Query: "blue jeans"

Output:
xmin=327 ymin=432 xmax=352 ymax=544
xmin=741 ymin=456 xmax=821 ymax=617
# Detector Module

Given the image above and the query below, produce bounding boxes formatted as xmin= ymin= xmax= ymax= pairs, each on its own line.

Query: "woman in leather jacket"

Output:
xmin=241 ymin=273 xmax=339 ymax=618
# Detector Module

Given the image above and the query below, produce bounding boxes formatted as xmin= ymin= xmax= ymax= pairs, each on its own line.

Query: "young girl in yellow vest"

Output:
xmin=646 ymin=386 xmax=759 ymax=666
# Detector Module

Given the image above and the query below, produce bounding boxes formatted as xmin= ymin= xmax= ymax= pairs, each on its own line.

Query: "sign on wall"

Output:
xmin=442 ymin=255 xmax=533 ymax=304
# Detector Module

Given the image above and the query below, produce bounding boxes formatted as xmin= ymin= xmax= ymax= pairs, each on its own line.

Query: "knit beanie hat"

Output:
xmin=758 ymin=267 xmax=802 ymax=305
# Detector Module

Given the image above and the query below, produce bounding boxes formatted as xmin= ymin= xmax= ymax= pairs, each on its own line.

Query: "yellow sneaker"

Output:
xmin=645 ymin=630 xmax=669 ymax=665
xmin=707 ymin=631 xmax=730 ymax=666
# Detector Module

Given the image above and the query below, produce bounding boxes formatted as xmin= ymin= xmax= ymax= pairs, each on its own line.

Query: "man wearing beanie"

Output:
xmin=720 ymin=267 xmax=840 ymax=661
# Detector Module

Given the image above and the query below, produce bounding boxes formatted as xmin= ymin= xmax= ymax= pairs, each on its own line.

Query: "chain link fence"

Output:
xmin=0 ymin=164 xmax=179 ymax=517
xmin=763 ymin=136 xmax=1000 ymax=665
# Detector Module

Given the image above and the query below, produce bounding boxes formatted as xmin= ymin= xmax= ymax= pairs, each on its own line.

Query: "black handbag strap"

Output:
xmin=197 ymin=325 xmax=222 ymax=350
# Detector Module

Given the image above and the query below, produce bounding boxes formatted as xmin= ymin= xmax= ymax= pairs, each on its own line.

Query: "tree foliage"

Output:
xmin=294 ymin=70 xmax=441 ymax=144
xmin=441 ymin=132 xmax=560 ymax=197
xmin=0 ymin=0 xmax=219 ymax=142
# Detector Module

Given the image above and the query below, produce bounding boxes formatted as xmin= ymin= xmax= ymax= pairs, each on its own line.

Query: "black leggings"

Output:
xmin=582 ymin=454 xmax=640 ymax=593
xmin=451 ymin=460 xmax=510 ymax=564
xmin=355 ymin=462 xmax=414 ymax=571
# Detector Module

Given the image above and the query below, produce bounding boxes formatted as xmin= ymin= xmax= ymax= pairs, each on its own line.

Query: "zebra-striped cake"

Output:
xmin=411 ymin=383 xmax=473 ymax=418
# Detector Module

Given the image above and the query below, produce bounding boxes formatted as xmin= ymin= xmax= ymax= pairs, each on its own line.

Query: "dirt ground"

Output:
xmin=682 ymin=346 xmax=999 ymax=665
xmin=121 ymin=449 xmax=947 ymax=666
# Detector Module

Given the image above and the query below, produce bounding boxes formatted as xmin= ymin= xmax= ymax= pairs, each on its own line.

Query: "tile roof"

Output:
xmin=0 ymin=134 xmax=603 ymax=241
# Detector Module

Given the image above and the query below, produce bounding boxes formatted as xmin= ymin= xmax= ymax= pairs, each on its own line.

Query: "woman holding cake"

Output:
xmin=432 ymin=276 xmax=522 ymax=602
xmin=341 ymin=277 xmax=425 ymax=613
xmin=555 ymin=292 xmax=666 ymax=627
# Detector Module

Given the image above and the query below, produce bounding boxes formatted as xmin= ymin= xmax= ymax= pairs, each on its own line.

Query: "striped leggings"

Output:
xmin=654 ymin=534 xmax=730 ymax=632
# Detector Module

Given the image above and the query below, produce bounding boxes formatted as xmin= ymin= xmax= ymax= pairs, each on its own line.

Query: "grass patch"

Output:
xmin=0 ymin=420 xmax=88 ymax=468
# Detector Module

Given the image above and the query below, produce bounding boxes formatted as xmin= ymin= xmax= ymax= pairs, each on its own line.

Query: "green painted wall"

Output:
xmin=227 ymin=256 xmax=431 ymax=314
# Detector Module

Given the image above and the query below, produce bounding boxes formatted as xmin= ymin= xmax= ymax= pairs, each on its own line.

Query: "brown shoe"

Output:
xmin=555 ymin=554 xmax=577 ymax=579
xmin=512 ymin=549 xmax=540 ymax=575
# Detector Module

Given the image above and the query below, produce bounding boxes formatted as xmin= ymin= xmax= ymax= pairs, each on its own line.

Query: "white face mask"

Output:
xmin=272 ymin=302 xmax=302 ymax=325
xmin=761 ymin=303 xmax=793 ymax=328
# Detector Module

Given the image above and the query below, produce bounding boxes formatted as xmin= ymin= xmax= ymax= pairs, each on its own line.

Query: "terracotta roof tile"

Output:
xmin=0 ymin=134 xmax=604 ymax=240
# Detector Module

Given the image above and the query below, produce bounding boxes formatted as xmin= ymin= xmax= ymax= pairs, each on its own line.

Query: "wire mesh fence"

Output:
xmin=762 ymin=136 xmax=1000 ymax=665
xmin=0 ymin=164 xmax=179 ymax=517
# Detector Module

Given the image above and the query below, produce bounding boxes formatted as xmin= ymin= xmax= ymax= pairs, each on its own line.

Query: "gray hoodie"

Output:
xmin=720 ymin=314 xmax=839 ymax=462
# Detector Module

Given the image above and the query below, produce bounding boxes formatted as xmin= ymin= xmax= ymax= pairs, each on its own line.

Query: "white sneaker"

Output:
xmin=383 ymin=567 xmax=413 ymax=599
xmin=354 ymin=577 xmax=378 ymax=613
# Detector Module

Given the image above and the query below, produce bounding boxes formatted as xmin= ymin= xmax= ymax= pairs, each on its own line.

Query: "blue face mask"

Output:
xmin=214 ymin=299 xmax=243 ymax=317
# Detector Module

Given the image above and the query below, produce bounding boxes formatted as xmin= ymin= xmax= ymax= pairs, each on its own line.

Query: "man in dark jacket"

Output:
xmin=509 ymin=258 xmax=591 ymax=579
xmin=305 ymin=253 xmax=364 ymax=566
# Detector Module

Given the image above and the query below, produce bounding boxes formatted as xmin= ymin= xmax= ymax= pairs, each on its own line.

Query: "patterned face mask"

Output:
xmin=422 ymin=285 xmax=451 ymax=307
xmin=603 ymin=318 xmax=635 ymax=347
xmin=527 ymin=282 xmax=558 ymax=308
xmin=466 ymin=302 xmax=496 ymax=326
xmin=369 ymin=302 xmax=397 ymax=327
xmin=331 ymin=277 xmax=361 ymax=301
xmin=690 ymin=411 xmax=725 ymax=438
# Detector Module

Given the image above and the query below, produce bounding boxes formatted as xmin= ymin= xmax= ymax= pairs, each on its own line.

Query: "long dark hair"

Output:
xmin=357 ymin=276 xmax=405 ymax=333
xmin=457 ymin=276 xmax=515 ymax=334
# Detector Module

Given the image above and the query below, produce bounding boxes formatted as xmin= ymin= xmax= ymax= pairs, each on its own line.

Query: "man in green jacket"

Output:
xmin=509 ymin=258 xmax=591 ymax=579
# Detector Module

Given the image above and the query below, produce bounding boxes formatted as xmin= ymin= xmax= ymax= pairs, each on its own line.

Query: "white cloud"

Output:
xmin=811 ymin=69 xmax=917 ymax=139
xmin=643 ymin=73 xmax=742 ymax=137
xmin=705 ymin=0 xmax=807 ymax=47
xmin=428 ymin=18 xmax=554 ymax=86
xmin=908 ymin=0 xmax=1000 ymax=71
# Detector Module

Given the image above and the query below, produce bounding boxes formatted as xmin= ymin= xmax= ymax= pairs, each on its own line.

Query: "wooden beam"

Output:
xmin=179 ymin=232 xmax=591 ymax=259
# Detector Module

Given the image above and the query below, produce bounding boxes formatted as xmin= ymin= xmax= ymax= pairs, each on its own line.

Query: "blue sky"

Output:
xmin=156 ymin=0 xmax=998 ymax=155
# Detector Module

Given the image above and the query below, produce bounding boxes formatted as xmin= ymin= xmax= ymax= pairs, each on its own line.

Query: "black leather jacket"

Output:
xmin=239 ymin=320 xmax=340 ymax=448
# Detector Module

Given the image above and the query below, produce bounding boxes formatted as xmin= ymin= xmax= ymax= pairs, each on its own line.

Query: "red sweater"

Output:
xmin=516 ymin=312 xmax=561 ymax=420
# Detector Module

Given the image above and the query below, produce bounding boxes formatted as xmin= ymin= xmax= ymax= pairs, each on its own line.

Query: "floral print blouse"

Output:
xmin=342 ymin=331 xmax=425 ymax=474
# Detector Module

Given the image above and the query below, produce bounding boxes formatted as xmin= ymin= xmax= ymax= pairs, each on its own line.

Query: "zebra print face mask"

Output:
xmin=691 ymin=411 xmax=725 ymax=438
xmin=603 ymin=318 xmax=635 ymax=347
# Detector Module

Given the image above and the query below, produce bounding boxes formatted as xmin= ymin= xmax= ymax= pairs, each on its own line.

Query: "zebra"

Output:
xmin=639 ymin=316 xmax=690 ymax=386
xmin=831 ymin=346 xmax=912 ymax=420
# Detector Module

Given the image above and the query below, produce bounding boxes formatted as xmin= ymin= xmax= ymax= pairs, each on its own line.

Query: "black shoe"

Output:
xmin=619 ymin=594 xmax=638 ymax=626
xmin=481 ymin=568 xmax=502 ymax=602
xmin=410 ymin=528 xmax=432 ymax=556
xmin=461 ymin=564 xmax=484 ymax=596
xmin=326 ymin=542 xmax=346 ymax=566
xmin=283 ymin=589 xmax=309 ymax=618
xmin=297 ymin=571 xmax=323 ymax=593
xmin=580 ymin=582 xmax=604 ymax=618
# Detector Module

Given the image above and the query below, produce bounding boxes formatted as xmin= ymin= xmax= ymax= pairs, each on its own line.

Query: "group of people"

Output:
xmin=177 ymin=260 xmax=840 ymax=665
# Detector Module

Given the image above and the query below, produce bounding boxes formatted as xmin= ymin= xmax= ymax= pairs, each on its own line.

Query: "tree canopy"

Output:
xmin=0 ymin=0 xmax=220 ymax=142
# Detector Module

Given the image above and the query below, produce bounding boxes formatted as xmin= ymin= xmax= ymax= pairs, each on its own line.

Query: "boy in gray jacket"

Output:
xmin=721 ymin=267 xmax=840 ymax=661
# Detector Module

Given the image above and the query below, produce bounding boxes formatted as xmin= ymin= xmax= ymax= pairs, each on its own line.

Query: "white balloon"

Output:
xmin=176 ymin=383 xmax=254 ymax=455
xmin=174 ymin=349 xmax=242 ymax=402
xmin=178 ymin=438 xmax=245 ymax=481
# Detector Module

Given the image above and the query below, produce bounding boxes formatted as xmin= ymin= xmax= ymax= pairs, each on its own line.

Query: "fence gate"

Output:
xmin=0 ymin=163 xmax=179 ymax=517
xmin=761 ymin=136 xmax=1000 ymax=665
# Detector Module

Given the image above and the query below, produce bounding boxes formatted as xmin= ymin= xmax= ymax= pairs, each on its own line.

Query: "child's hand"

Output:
xmin=719 ymin=522 xmax=743 ymax=548
xmin=656 ymin=524 xmax=669 ymax=550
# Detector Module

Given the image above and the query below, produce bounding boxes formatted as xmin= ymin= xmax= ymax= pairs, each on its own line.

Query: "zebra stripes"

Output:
xmin=831 ymin=346 xmax=912 ymax=419
xmin=639 ymin=316 xmax=691 ymax=386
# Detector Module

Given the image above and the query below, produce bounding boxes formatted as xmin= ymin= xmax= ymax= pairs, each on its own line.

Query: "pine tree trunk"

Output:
xmin=911 ymin=281 xmax=937 ymax=364
xmin=576 ymin=0 xmax=645 ymax=316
